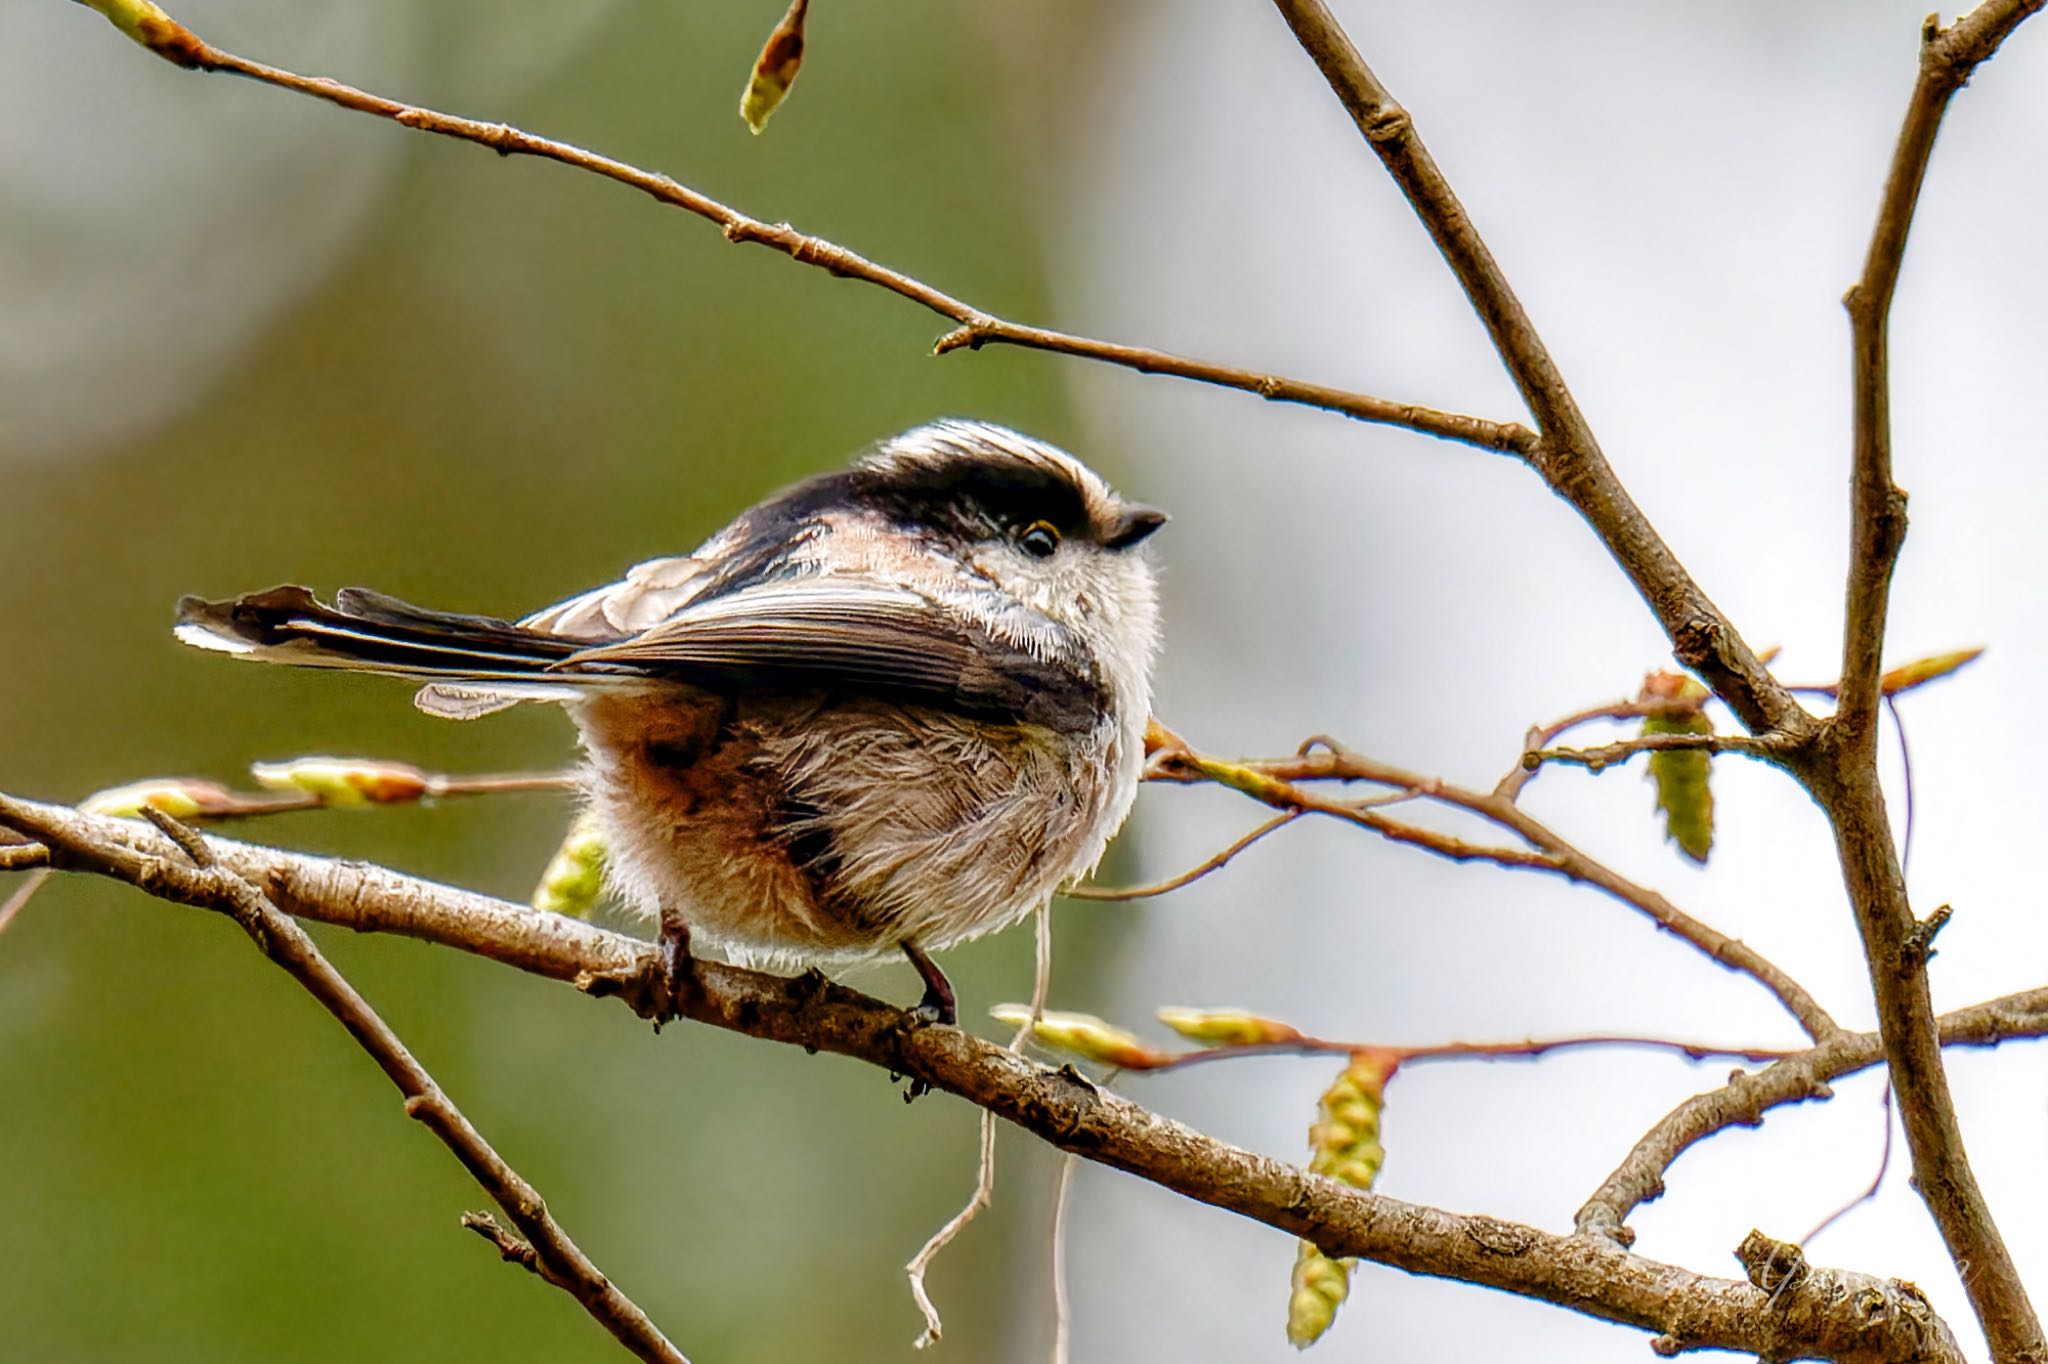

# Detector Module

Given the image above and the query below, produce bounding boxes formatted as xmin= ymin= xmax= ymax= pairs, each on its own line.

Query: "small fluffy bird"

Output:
xmin=175 ymin=421 xmax=1166 ymax=1023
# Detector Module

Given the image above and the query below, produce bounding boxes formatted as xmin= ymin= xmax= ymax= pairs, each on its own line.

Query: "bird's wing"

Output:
xmin=518 ymin=555 xmax=714 ymax=639
xmin=560 ymin=576 xmax=1106 ymax=733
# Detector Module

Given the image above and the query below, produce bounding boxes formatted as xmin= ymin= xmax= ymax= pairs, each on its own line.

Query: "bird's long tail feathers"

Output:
xmin=174 ymin=585 xmax=625 ymax=719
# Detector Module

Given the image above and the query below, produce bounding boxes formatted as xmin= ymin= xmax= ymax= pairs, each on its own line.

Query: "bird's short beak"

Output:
xmin=1105 ymin=504 xmax=1169 ymax=550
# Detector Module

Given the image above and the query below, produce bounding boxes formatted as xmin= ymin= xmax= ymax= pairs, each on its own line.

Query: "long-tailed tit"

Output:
xmin=175 ymin=420 xmax=1166 ymax=1023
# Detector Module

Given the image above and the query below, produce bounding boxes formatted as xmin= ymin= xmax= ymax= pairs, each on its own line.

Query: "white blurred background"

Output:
xmin=1052 ymin=4 xmax=2048 ymax=1360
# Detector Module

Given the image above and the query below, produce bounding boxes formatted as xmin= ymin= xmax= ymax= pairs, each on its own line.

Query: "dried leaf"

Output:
xmin=1287 ymin=1051 xmax=1395 ymax=1348
xmin=1881 ymin=647 xmax=1985 ymax=696
xmin=1639 ymin=673 xmax=1713 ymax=864
xmin=987 ymin=1005 xmax=1169 ymax=1070
xmin=739 ymin=0 xmax=809 ymax=135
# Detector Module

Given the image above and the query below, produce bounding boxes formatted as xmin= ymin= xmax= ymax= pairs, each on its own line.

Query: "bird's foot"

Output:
xmin=898 ymin=942 xmax=956 ymax=1102
xmin=901 ymin=941 xmax=957 ymax=1027
xmin=577 ymin=909 xmax=700 ymax=1031
xmin=648 ymin=910 xmax=701 ymax=1032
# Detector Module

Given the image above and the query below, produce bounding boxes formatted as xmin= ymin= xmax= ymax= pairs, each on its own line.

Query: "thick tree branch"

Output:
xmin=1263 ymin=0 xmax=1809 ymax=741
xmin=0 ymin=793 xmax=1977 ymax=1363
xmin=15 ymin=798 xmax=688 ymax=1364
xmin=1838 ymin=2 xmax=2038 ymax=742
xmin=62 ymin=0 xmax=1530 ymax=458
xmin=1807 ymin=6 xmax=2046 ymax=1359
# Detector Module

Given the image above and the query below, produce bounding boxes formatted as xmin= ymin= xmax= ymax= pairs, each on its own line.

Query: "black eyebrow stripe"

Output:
xmin=851 ymin=460 xmax=1092 ymax=537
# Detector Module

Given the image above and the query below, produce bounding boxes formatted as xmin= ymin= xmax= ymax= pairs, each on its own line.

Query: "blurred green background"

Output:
xmin=1 ymin=3 xmax=1134 ymax=1360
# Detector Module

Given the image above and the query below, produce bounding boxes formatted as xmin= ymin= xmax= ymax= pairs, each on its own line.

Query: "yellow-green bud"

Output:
xmin=1286 ymin=1243 xmax=1351 ymax=1349
xmin=1307 ymin=1052 xmax=1391 ymax=1185
xmin=78 ymin=778 xmax=228 ymax=819
xmin=1285 ymin=1052 xmax=1395 ymax=1348
xmin=1155 ymin=1007 xmax=1301 ymax=1048
xmin=987 ymin=1005 xmax=1169 ymax=1070
xmin=73 ymin=0 xmax=208 ymax=67
xmin=532 ymin=811 xmax=608 ymax=918
xmin=250 ymin=757 xmax=429 ymax=807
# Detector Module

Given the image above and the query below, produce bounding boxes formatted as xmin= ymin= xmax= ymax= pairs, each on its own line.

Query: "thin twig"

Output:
xmin=65 ymin=1 xmax=1531 ymax=458
xmin=1147 ymin=1031 xmax=1796 ymax=1075
xmin=0 ymin=868 xmax=53 ymax=937
xmin=1804 ymin=1083 xmax=1896 ymax=1247
xmin=1049 ymin=1154 xmax=1077 ymax=1364
xmin=1264 ymin=0 xmax=1808 ymax=740
xmin=1063 ymin=811 xmax=1303 ymax=901
xmin=19 ymin=800 xmax=687 ymax=1364
xmin=1497 ymin=697 xmax=1707 ymax=800
xmin=906 ymin=1109 xmax=998 ymax=1349
xmin=1150 ymin=740 xmax=1837 ymax=1039
xmin=462 ymin=1210 xmax=546 ymax=1276
xmin=1578 ymin=987 xmax=2048 ymax=1244
xmin=1886 ymin=693 xmax=1918 ymax=875
xmin=904 ymin=900 xmax=1058 ymax=1345
xmin=1522 ymin=731 xmax=1781 ymax=774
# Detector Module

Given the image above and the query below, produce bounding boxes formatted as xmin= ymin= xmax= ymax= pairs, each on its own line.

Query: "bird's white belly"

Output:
xmin=570 ymin=690 xmax=1127 ymax=969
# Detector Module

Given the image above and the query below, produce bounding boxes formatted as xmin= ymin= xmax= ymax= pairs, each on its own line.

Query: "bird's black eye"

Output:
xmin=1018 ymin=520 xmax=1061 ymax=559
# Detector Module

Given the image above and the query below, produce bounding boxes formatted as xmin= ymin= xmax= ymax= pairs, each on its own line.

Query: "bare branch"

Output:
xmin=1150 ymin=740 xmax=1837 ymax=1039
xmin=1522 ymin=731 xmax=1782 ymax=774
xmin=1578 ymin=986 xmax=2048 ymax=1243
xmin=13 ymin=797 xmax=688 ymax=1364
xmin=1838 ymin=8 xmax=2032 ymax=742
xmin=0 ymin=792 xmax=1974 ymax=1363
xmin=1496 ymin=696 xmax=1708 ymax=800
xmin=61 ymin=1 xmax=1529 ymax=458
xmin=1263 ymin=0 xmax=1809 ymax=740
xmin=1147 ymin=1032 xmax=1798 ymax=1076
xmin=1808 ymin=5 xmax=2046 ymax=1357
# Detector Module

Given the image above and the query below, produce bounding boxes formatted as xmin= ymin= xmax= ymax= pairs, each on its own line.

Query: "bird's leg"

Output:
xmin=651 ymin=904 xmax=701 ymax=1031
xmin=902 ymin=941 xmax=957 ymax=1027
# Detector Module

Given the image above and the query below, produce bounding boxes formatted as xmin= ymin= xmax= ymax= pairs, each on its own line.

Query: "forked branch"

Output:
xmin=1264 ymin=0 xmax=1807 ymax=740
xmin=25 ymin=802 xmax=688 ymax=1364
xmin=1814 ymin=4 xmax=2046 ymax=1359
